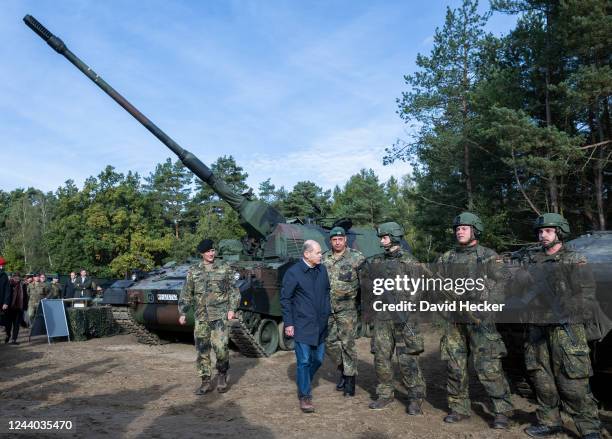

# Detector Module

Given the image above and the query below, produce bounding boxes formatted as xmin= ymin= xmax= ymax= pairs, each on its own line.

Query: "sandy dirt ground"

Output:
xmin=1 ymin=326 xmax=611 ymax=439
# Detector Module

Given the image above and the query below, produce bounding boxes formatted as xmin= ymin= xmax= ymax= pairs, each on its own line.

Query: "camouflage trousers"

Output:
xmin=373 ymin=320 xmax=426 ymax=400
xmin=525 ymin=324 xmax=600 ymax=436
xmin=440 ymin=323 xmax=513 ymax=415
xmin=194 ymin=319 xmax=230 ymax=379
xmin=27 ymin=300 xmax=41 ymax=321
xmin=326 ymin=308 xmax=358 ymax=376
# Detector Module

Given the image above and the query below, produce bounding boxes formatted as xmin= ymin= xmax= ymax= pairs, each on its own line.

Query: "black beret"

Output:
xmin=197 ymin=239 xmax=214 ymax=254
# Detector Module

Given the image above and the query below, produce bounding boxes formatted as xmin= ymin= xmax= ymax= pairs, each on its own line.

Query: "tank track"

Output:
xmin=111 ymin=306 xmax=166 ymax=345
xmin=228 ymin=319 xmax=268 ymax=358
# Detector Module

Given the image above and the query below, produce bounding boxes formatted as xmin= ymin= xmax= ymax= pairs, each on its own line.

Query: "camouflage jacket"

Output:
xmin=322 ymin=248 xmax=366 ymax=312
xmin=49 ymin=283 xmax=62 ymax=299
xmin=437 ymin=243 xmax=510 ymax=301
xmin=363 ymin=248 xmax=421 ymax=322
xmin=178 ymin=260 xmax=241 ymax=322
xmin=518 ymin=245 xmax=601 ymax=333
xmin=27 ymin=282 xmax=49 ymax=309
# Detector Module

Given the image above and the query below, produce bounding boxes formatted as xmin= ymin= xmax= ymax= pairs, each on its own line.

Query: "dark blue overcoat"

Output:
xmin=280 ymin=259 xmax=331 ymax=346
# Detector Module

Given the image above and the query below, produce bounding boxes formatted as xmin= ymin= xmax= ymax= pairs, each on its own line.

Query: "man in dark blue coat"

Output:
xmin=281 ymin=240 xmax=331 ymax=413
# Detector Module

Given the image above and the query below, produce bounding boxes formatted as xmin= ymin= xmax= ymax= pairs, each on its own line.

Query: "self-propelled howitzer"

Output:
xmin=24 ymin=15 xmax=388 ymax=355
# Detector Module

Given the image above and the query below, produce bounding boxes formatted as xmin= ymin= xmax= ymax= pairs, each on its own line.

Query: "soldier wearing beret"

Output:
xmin=178 ymin=239 xmax=241 ymax=395
xmin=322 ymin=226 xmax=365 ymax=397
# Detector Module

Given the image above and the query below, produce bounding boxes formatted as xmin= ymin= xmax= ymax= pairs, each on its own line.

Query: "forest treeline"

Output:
xmin=0 ymin=0 xmax=610 ymax=275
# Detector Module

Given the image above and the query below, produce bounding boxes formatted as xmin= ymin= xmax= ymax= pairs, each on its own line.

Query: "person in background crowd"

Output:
xmin=75 ymin=269 xmax=95 ymax=297
xmin=5 ymin=272 xmax=26 ymax=344
xmin=0 ymin=256 xmax=13 ymax=340
xmin=27 ymin=273 xmax=48 ymax=321
xmin=63 ymin=271 xmax=77 ymax=298
xmin=50 ymin=276 xmax=62 ymax=299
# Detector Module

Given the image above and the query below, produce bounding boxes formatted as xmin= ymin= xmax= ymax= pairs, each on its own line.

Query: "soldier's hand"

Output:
xmin=227 ymin=310 xmax=236 ymax=320
xmin=2 ymin=304 xmax=8 ymax=310
xmin=284 ymin=325 xmax=294 ymax=337
xmin=178 ymin=315 xmax=187 ymax=325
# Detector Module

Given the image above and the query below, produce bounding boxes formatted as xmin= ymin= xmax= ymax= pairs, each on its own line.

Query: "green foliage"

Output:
xmin=144 ymin=158 xmax=192 ymax=239
xmin=387 ymin=0 xmax=610 ymax=258
xmin=280 ymin=181 xmax=331 ymax=219
xmin=332 ymin=169 xmax=389 ymax=226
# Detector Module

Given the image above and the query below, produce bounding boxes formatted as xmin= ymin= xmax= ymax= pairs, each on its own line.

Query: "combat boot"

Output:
xmin=195 ymin=377 xmax=213 ymax=395
xmin=524 ymin=424 xmax=563 ymax=437
xmin=216 ymin=372 xmax=229 ymax=393
xmin=336 ymin=366 xmax=345 ymax=391
xmin=343 ymin=376 xmax=355 ymax=397
xmin=582 ymin=433 xmax=601 ymax=439
xmin=443 ymin=411 xmax=470 ymax=423
xmin=368 ymin=398 xmax=394 ymax=410
xmin=407 ymin=399 xmax=423 ymax=416
xmin=492 ymin=413 xmax=509 ymax=429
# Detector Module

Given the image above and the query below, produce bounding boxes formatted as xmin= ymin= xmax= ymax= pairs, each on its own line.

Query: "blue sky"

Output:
xmin=1 ymin=1 xmax=516 ymax=194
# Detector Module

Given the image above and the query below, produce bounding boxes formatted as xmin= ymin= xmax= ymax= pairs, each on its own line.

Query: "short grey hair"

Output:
xmin=302 ymin=240 xmax=318 ymax=255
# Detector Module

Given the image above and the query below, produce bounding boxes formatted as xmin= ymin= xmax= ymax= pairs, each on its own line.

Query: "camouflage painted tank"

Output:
xmin=24 ymin=15 xmax=389 ymax=356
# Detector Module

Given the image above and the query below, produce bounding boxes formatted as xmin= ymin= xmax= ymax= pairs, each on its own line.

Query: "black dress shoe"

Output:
xmin=524 ymin=424 xmax=563 ymax=438
xmin=444 ymin=411 xmax=470 ymax=423
xmin=4 ymin=335 xmax=10 ymax=344
xmin=10 ymin=341 xmax=20 ymax=345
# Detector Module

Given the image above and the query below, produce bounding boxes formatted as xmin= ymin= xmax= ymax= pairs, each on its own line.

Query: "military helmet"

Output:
xmin=452 ymin=212 xmax=484 ymax=235
xmin=377 ymin=222 xmax=404 ymax=241
xmin=533 ymin=213 xmax=570 ymax=239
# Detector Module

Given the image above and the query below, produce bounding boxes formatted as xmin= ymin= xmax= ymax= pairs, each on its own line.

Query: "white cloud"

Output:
xmin=244 ymin=119 xmax=412 ymax=191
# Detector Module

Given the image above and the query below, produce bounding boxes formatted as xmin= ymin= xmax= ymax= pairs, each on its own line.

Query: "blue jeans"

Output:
xmin=294 ymin=341 xmax=325 ymax=399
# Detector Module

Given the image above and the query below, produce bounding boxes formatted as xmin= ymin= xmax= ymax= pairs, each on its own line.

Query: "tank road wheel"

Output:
xmin=255 ymin=319 xmax=279 ymax=356
xmin=278 ymin=321 xmax=295 ymax=351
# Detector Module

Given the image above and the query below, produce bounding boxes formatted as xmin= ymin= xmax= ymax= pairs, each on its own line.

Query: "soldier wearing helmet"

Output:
xmin=521 ymin=213 xmax=601 ymax=439
xmin=437 ymin=212 xmax=514 ymax=429
xmin=322 ymin=226 xmax=365 ymax=397
xmin=366 ymin=222 xmax=426 ymax=415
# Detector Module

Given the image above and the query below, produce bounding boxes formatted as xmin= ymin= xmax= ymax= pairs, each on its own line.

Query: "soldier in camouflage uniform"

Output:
xmin=437 ymin=212 xmax=513 ymax=429
xmin=27 ymin=274 xmax=49 ymax=321
xmin=178 ymin=239 xmax=241 ymax=395
xmin=367 ymin=222 xmax=426 ymax=415
xmin=322 ymin=226 xmax=365 ymax=397
xmin=50 ymin=276 xmax=62 ymax=299
xmin=521 ymin=213 xmax=601 ymax=439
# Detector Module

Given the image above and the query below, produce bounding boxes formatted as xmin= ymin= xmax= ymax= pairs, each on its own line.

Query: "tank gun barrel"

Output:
xmin=24 ymin=15 xmax=285 ymax=239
